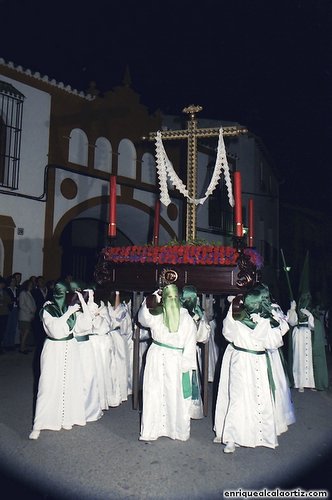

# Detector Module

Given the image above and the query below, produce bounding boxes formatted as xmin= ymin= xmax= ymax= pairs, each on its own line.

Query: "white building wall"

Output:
xmin=0 ymin=75 xmax=51 ymax=279
xmin=53 ymin=170 xmax=110 ymax=231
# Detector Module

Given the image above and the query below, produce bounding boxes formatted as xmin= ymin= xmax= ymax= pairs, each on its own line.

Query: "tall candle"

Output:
xmin=233 ymin=171 xmax=243 ymax=237
xmin=153 ymin=199 xmax=161 ymax=246
xmin=248 ymin=198 xmax=254 ymax=247
xmin=108 ymin=175 xmax=117 ymax=237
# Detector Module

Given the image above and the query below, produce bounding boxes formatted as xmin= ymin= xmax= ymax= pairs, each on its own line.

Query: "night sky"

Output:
xmin=1 ymin=0 xmax=331 ymax=214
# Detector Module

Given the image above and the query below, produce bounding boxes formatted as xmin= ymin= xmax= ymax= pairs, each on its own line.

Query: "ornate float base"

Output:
xmin=95 ymin=262 xmax=242 ymax=294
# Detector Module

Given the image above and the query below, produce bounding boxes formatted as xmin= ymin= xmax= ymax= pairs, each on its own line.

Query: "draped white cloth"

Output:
xmin=214 ymin=304 xmax=284 ymax=449
xmin=155 ymin=128 xmax=234 ymax=207
xmin=138 ymin=300 xmax=197 ymax=441
xmin=32 ymin=311 xmax=86 ymax=432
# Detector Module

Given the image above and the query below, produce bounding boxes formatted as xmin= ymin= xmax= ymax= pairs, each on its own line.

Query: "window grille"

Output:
xmin=0 ymin=81 xmax=24 ymax=189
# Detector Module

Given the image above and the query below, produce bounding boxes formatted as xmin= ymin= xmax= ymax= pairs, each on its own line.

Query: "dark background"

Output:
xmin=1 ymin=0 xmax=331 ymax=214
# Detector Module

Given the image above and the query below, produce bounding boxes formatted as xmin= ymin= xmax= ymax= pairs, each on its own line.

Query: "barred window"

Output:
xmin=0 ymin=81 xmax=24 ymax=189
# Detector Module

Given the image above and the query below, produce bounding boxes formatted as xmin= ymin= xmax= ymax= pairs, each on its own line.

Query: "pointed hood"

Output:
xmin=43 ymin=281 xmax=76 ymax=330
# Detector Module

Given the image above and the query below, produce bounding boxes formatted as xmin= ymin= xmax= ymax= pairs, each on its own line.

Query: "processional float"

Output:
xmin=94 ymin=105 xmax=261 ymax=415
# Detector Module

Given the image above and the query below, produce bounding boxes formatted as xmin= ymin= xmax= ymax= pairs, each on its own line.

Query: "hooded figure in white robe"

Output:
xmin=138 ymin=284 xmax=197 ymax=441
xmin=214 ymin=286 xmax=286 ymax=453
xmin=180 ymin=285 xmax=210 ymax=420
xmin=70 ymin=282 xmax=103 ymax=423
xmin=29 ymin=282 xmax=86 ymax=439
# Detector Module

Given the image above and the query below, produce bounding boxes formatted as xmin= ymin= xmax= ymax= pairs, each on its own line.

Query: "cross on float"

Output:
xmin=143 ymin=104 xmax=247 ymax=241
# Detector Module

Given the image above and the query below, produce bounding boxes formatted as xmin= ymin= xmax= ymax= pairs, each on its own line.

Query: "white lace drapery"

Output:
xmin=155 ymin=128 xmax=234 ymax=208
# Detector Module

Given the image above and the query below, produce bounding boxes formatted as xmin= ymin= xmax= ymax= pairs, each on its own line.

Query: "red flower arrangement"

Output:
xmin=101 ymin=244 xmax=263 ymax=268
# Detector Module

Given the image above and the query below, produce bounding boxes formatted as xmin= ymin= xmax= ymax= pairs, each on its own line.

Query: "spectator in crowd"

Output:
xmin=3 ymin=275 xmax=19 ymax=351
xmin=18 ymin=279 xmax=36 ymax=354
xmin=0 ymin=277 xmax=12 ymax=354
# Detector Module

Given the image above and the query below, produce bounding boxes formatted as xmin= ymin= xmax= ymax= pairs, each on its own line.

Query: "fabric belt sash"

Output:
xmin=152 ymin=339 xmax=184 ymax=351
xmin=152 ymin=339 xmax=194 ymax=399
xmin=47 ymin=333 xmax=74 ymax=342
xmin=231 ymin=342 xmax=276 ymax=402
xmin=75 ymin=334 xmax=90 ymax=342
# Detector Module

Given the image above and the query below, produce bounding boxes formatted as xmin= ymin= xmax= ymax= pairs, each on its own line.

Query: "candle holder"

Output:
xmin=232 ymin=234 xmax=246 ymax=252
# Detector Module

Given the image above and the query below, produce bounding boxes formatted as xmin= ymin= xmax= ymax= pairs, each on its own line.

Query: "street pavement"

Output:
xmin=1 ymin=346 xmax=332 ymax=500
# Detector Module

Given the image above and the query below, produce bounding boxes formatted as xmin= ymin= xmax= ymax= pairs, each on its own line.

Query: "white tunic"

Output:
xmin=119 ymin=300 xmax=134 ymax=396
xmin=107 ymin=302 xmax=131 ymax=406
xmin=287 ymin=309 xmax=315 ymax=389
xmin=138 ymin=301 xmax=197 ymax=441
xmin=74 ymin=311 xmax=103 ymax=422
xmin=208 ymin=319 xmax=219 ymax=383
xmin=214 ymin=305 xmax=283 ymax=449
xmin=32 ymin=311 xmax=86 ymax=432
xmin=268 ymin=305 xmax=295 ymax=435
xmin=190 ymin=315 xmax=210 ymax=420
xmin=89 ymin=301 xmax=114 ymax=410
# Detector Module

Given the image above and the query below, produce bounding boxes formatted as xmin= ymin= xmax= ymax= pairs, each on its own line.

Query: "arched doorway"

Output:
xmin=60 ymin=218 xmax=132 ymax=283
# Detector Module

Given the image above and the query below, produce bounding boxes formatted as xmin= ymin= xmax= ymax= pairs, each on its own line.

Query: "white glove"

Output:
xmin=300 ymin=308 xmax=310 ymax=317
xmin=250 ymin=313 xmax=261 ymax=323
xmin=290 ymin=300 xmax=296 ymax=310
xmin=153 ymin=290 xmax=162 ymax=303
xmin=227 ymin=295 xmax=236 ymax=303
xmin=65 ymin=304 xmax=80 ymax=318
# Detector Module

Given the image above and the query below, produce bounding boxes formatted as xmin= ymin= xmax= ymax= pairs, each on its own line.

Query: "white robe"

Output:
xmin=32 ymin=311 xmax=86 ymax=432
xmin=208 ymin=319 xmax=219 ymax=383
xmin=214 ymin=305 xmax=283 ymax=449
xmin=119 ymin=300 xmax=134 ymax=396
xmin=74 ymin=311 xmax=103 ymax=422
xmin=89 ymin=301 xmax=114 ymax=411
xmin=190 ymin=315 xmax=210 ymax=420
xmin=138 ymin=301 xmax=197 ymax=441
xmin=138 ymin=327 xmax=151 ymax=387
xmin=107 ymin=302 xmax=131 ymax=406
xmin=201 ymin=294 xmax=218 ymax=383
xmin=287 ymin=309 xmax=315 ymax=389
xmin=268 ymin=305 xmax=296 ymax=435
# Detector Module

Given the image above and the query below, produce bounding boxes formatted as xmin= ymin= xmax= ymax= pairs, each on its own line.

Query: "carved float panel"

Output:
xmin=94 ymin=261 xmax=245 ymax=295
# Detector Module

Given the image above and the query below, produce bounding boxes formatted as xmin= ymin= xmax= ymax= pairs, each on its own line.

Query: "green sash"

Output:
xmin=75 ymin=334 xmax=90 ymax=342
xmin=152 ymin=339 xmax=184 ymax=352
xmin=47 ymin=333 xmax=74 ymax=342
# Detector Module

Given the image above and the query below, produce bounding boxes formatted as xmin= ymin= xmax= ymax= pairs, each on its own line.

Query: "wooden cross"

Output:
xmin=144 ymin=104 xmax=247 ymax=241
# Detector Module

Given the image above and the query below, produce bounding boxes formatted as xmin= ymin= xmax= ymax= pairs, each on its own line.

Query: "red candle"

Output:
xmin=108 ymin=175 xmax=117 ymax=237
xmin=233 ymin=171 xmax=243 ymax=237
xmin=153 ymin=199 xmax=160 ymax=246
xmin=248 ymin=198 xmax=254 ymax=247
